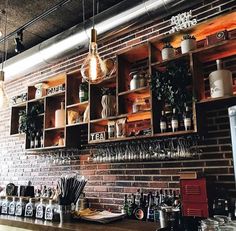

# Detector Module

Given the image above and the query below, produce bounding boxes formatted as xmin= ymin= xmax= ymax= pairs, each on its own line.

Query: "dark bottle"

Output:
xmin=134 ymin=194 xmax=147 ymax=221
xmin=171 ymin=108 xmax=179 ymax=132
xmin=183 ymin=105 xmax=192 ymax=131
xmin=79 ymin=78 xmax=88 ymax=103
xmin=30 ymin=133 xmax=35 ymax=149
xmin=154 ymin=192 xmax=160 ymax=222
xmin=160 ymin=110 xmax=167 ymax=133
xmin=147 ymin=193 xmax=155 ymax=222
xmin=122 ymin=194 xmax=129 ymax=215
xmin=35 ymin=132 xmax=40 ymax=148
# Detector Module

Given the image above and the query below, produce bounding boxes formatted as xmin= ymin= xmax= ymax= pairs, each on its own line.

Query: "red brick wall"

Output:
xmin=0 ymin=0 xmax=236 ymax=210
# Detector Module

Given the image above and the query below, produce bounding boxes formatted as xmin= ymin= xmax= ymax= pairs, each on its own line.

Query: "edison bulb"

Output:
xmin=81 ymin=29 xmax=107 ymax=84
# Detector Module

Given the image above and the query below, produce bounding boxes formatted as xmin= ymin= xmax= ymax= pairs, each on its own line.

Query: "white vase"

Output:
xmin=180 ymin=39 xmax=196 ymax=54
xmin=209 ymin=59 xmax=233 ymax=98
xmin=101 ymin=95 xmax=116 ymax=118
xmin=35 ymin=83 xmax=48 ymax=99
xmin=161 ymin=47 xmax=175 ymax=60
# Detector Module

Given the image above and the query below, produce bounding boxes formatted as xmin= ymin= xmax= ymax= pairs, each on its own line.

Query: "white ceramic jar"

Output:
xmin=161 ymin=47 xmax=175 ymax=60
xmin=181 ymin=39 xmax=196 ymax=54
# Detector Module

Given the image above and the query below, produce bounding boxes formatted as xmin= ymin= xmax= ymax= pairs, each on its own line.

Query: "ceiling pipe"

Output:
xmin=3 ymin=0 xmax=202 ymax=81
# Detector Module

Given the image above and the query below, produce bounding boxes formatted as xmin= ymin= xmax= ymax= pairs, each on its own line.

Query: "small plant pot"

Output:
xmin=181 ymin=39 xmax=196 ymax=54
xmin=161 ymin=47 xmax=175 ymax=60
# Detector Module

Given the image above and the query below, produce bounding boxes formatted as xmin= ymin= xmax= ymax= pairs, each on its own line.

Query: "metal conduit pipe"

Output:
xmin=3 ymin=0 xmax=202 ymax=81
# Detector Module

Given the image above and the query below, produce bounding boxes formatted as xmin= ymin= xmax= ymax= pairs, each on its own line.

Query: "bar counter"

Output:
xmin=0 ymin=215 xmax=158 ymax=231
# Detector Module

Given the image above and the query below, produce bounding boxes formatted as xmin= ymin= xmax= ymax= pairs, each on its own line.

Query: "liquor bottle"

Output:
xmin=36 ymin=198 xmax=45 ymax=219
xmin=79 ymin=78 xmax=88 ymax=103
xmin=15 ymin=198 xmax=25 ymax=216
xmin=25 ymin=198 xmax=35 ymax=217
xmin=1 ymin=197 xmax=9 ymax=214
xmin=147 ymin=193 xmax=155 ymax=222
xmin=45 ymin=199 xmax=54 ymax=221
xmin=134 ymin=194 xmax=147 ymax=221
xmin=183 ymin=105 xmax=192 ymax=131
xmin=160 ymin=110 xmax=167 ymax=133
xmin=35 ymin=132 xmax=40 ymax=148
xmin=122 ymin=194 xmax=129 ymax=215
xmin=128 ymin=194 xmax=137 ymax=218
xmin=40 ymin=131 xmax=44 ymax=148
xmin=8 ymin=197 xmax=16 ymax=215
xmin=30 ymin=133 xmax=35 ymax=149
xmin=154 ymin=192 xmax=160 ymax=222
xmin=171 ymin=108 xmax=179 ymax=132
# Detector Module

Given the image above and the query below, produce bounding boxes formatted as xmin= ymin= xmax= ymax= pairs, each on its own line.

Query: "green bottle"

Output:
xmin=79 ymin=78 xmax=88 ymax=102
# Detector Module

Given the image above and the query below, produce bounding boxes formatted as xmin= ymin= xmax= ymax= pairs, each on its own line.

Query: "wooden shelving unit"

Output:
xmin=10 ymin=11 xmax=236 ymax=148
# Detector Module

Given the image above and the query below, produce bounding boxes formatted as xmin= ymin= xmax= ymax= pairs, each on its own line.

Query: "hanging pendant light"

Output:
xmin=0 ymin=7 xmax=8 ymax=109
xmin=80 ymin=0 xmax=107 ymax=84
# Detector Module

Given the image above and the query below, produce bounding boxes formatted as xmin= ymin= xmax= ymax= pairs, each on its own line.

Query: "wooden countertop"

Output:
xmin=0 ymin=215 xmax=158 ymax=231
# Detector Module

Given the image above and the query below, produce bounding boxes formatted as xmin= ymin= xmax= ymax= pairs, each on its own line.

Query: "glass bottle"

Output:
xmin=1 ymin=197 xmax=9 ymax=214
xmin=15 ymin=197 xmax=25 ymax=216
xmin=36 ymin=198 xmax=45 ymax=219
xmin=160 ymin=110 xmax=167 ymax=133
xmin=147 ymin=193 xmax=155 ymax=222
xmin=35 ymin=132 xmax=40 ymax=148
xmin=45 ymin=199 xmax=54 ymax=221
xmin=79 ymin=78 xmax=88 ymax=102
xmin=122 ymin=194 xmax=129 ymax=215
xmin=40 ymin=131 xmax=44 ymax=148
xmin=30 ymin=132 xmax=35 ymax=149
xmin=25 ymin=198 xmax=35 ymax=217
xmin=183 ymin=105 xmax=192 ymax=131
xmin=8 ymin=197 xmax=16 ymax=215
xmin=171 ymin=108 xmax=179 ymax=132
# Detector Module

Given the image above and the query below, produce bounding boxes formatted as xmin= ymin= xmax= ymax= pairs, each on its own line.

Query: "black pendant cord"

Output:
xmin=93 ymin=0 xmax=95 ymax=29
xmin=1 ymin=0 xmax=8 ymax=71
xmin=82 ymin=0 xmax=85 ymax=23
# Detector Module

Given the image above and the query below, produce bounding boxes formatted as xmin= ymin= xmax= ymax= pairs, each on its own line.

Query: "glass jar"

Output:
xmin=201 ymin=219 xmax=220 ymax=231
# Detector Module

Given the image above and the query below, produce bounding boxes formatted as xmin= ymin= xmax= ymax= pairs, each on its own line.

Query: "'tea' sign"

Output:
xmin=169 ymin=10 xmax=197 ymax=34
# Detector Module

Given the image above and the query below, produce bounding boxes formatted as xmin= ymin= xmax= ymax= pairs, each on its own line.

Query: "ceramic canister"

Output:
xmin=180 ymin=39 xmax=196 ymax=54
xmin=209 ymin=60 xmax=233 ymax=98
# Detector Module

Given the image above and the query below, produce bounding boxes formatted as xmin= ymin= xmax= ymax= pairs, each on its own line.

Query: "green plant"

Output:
xmin=182 ymin=34 xmax=196 ymax=40
xmin=19 ymin=101 xmax=44 ymax=136
xmin=151 ymin=61 xmax=193 ymax=112
xmin=162 ymin=42 xmax=173 ymax=49
xmin=101 ymin=87 xmax=116 ymax=96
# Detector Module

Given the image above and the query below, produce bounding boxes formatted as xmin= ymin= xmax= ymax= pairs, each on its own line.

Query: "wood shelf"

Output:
xmin=151 ymin=53 xmax=189 ymax=67
xmin=66 ymin=101 xmax=88 ymax=109
xmin=10 ymin=133 xmax=26 ymax=137
xmin=66 ymin=122 xmax=88 ymax=127
xmin=26 ymin=145 xmax=65 ymax=151
xmin=45 ymin=90 xmax=65 ymax=98
xmin=153 ymin=130 xmax=196 ymax=138
xmin=44 ymin=126 xmax=65 ymax=131
xmin=118 ymin=86 xmax=150 ymax=97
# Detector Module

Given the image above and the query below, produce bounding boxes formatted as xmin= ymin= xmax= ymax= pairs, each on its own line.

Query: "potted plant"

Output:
xmin=161 ymin=42 xmax=175 ymax=60
xmin=181 ymin=34 xmax=196 ymax=54
xmin=151 ymin=61 xmax=193 ymax=112
xmin=101 ymin=87 xmax=116 ymax=118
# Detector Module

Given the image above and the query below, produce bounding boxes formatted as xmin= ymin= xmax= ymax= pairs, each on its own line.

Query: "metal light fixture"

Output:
xmin=14 ymin=30 xmax=25 ymax=54
xmin=80 ymin=0 xmax=107 ymax=84
xmin=0 ymin=6 xmax=8 ymax=109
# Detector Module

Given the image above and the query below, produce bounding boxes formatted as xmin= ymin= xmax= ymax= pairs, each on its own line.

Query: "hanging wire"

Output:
xmin=82 ymin=0 xmax=85 ymax=23
xmin=92 ymin=0 xmax=95 ymax=29
xmin=1 ymin=0 xmax=8 ymax=71
xmin=97 ymin=0 xmax=99 ymax=14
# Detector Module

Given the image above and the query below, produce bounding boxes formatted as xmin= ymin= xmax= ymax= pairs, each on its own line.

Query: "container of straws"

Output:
xmin=58 ymin=174 xmax=87 ymax=223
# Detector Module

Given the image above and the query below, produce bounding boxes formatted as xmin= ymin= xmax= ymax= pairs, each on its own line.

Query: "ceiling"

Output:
xmin=0 ymin=0 xmax=124 ymax=59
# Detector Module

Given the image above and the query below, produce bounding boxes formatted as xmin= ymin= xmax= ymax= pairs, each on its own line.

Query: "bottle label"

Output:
xmin=79 ymin=91 xmax=85 ymax=98
xmin=1 ymin=202 xmax=8 ymax=214
xmin=15 ymin=204 xmax=23 ymax=216
xmin=160 ymin=122 xmax=167 ymax=131
xmin=184 ymin=118 xmax=191 ymax=128
xmin=171 ymin=120 xmax=178 ymax=129
xmin=25 ymin=205 xmax=33 ymax=217
xmin=134 ymin=208 xmax=144 ymax=220
xmin=36 ymin=205 xmax=44 ymax=219
xmin=9 ymin=203 xmax=15 ymax=215
xmin=45 ymin=207 xmax=53 ymax=220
